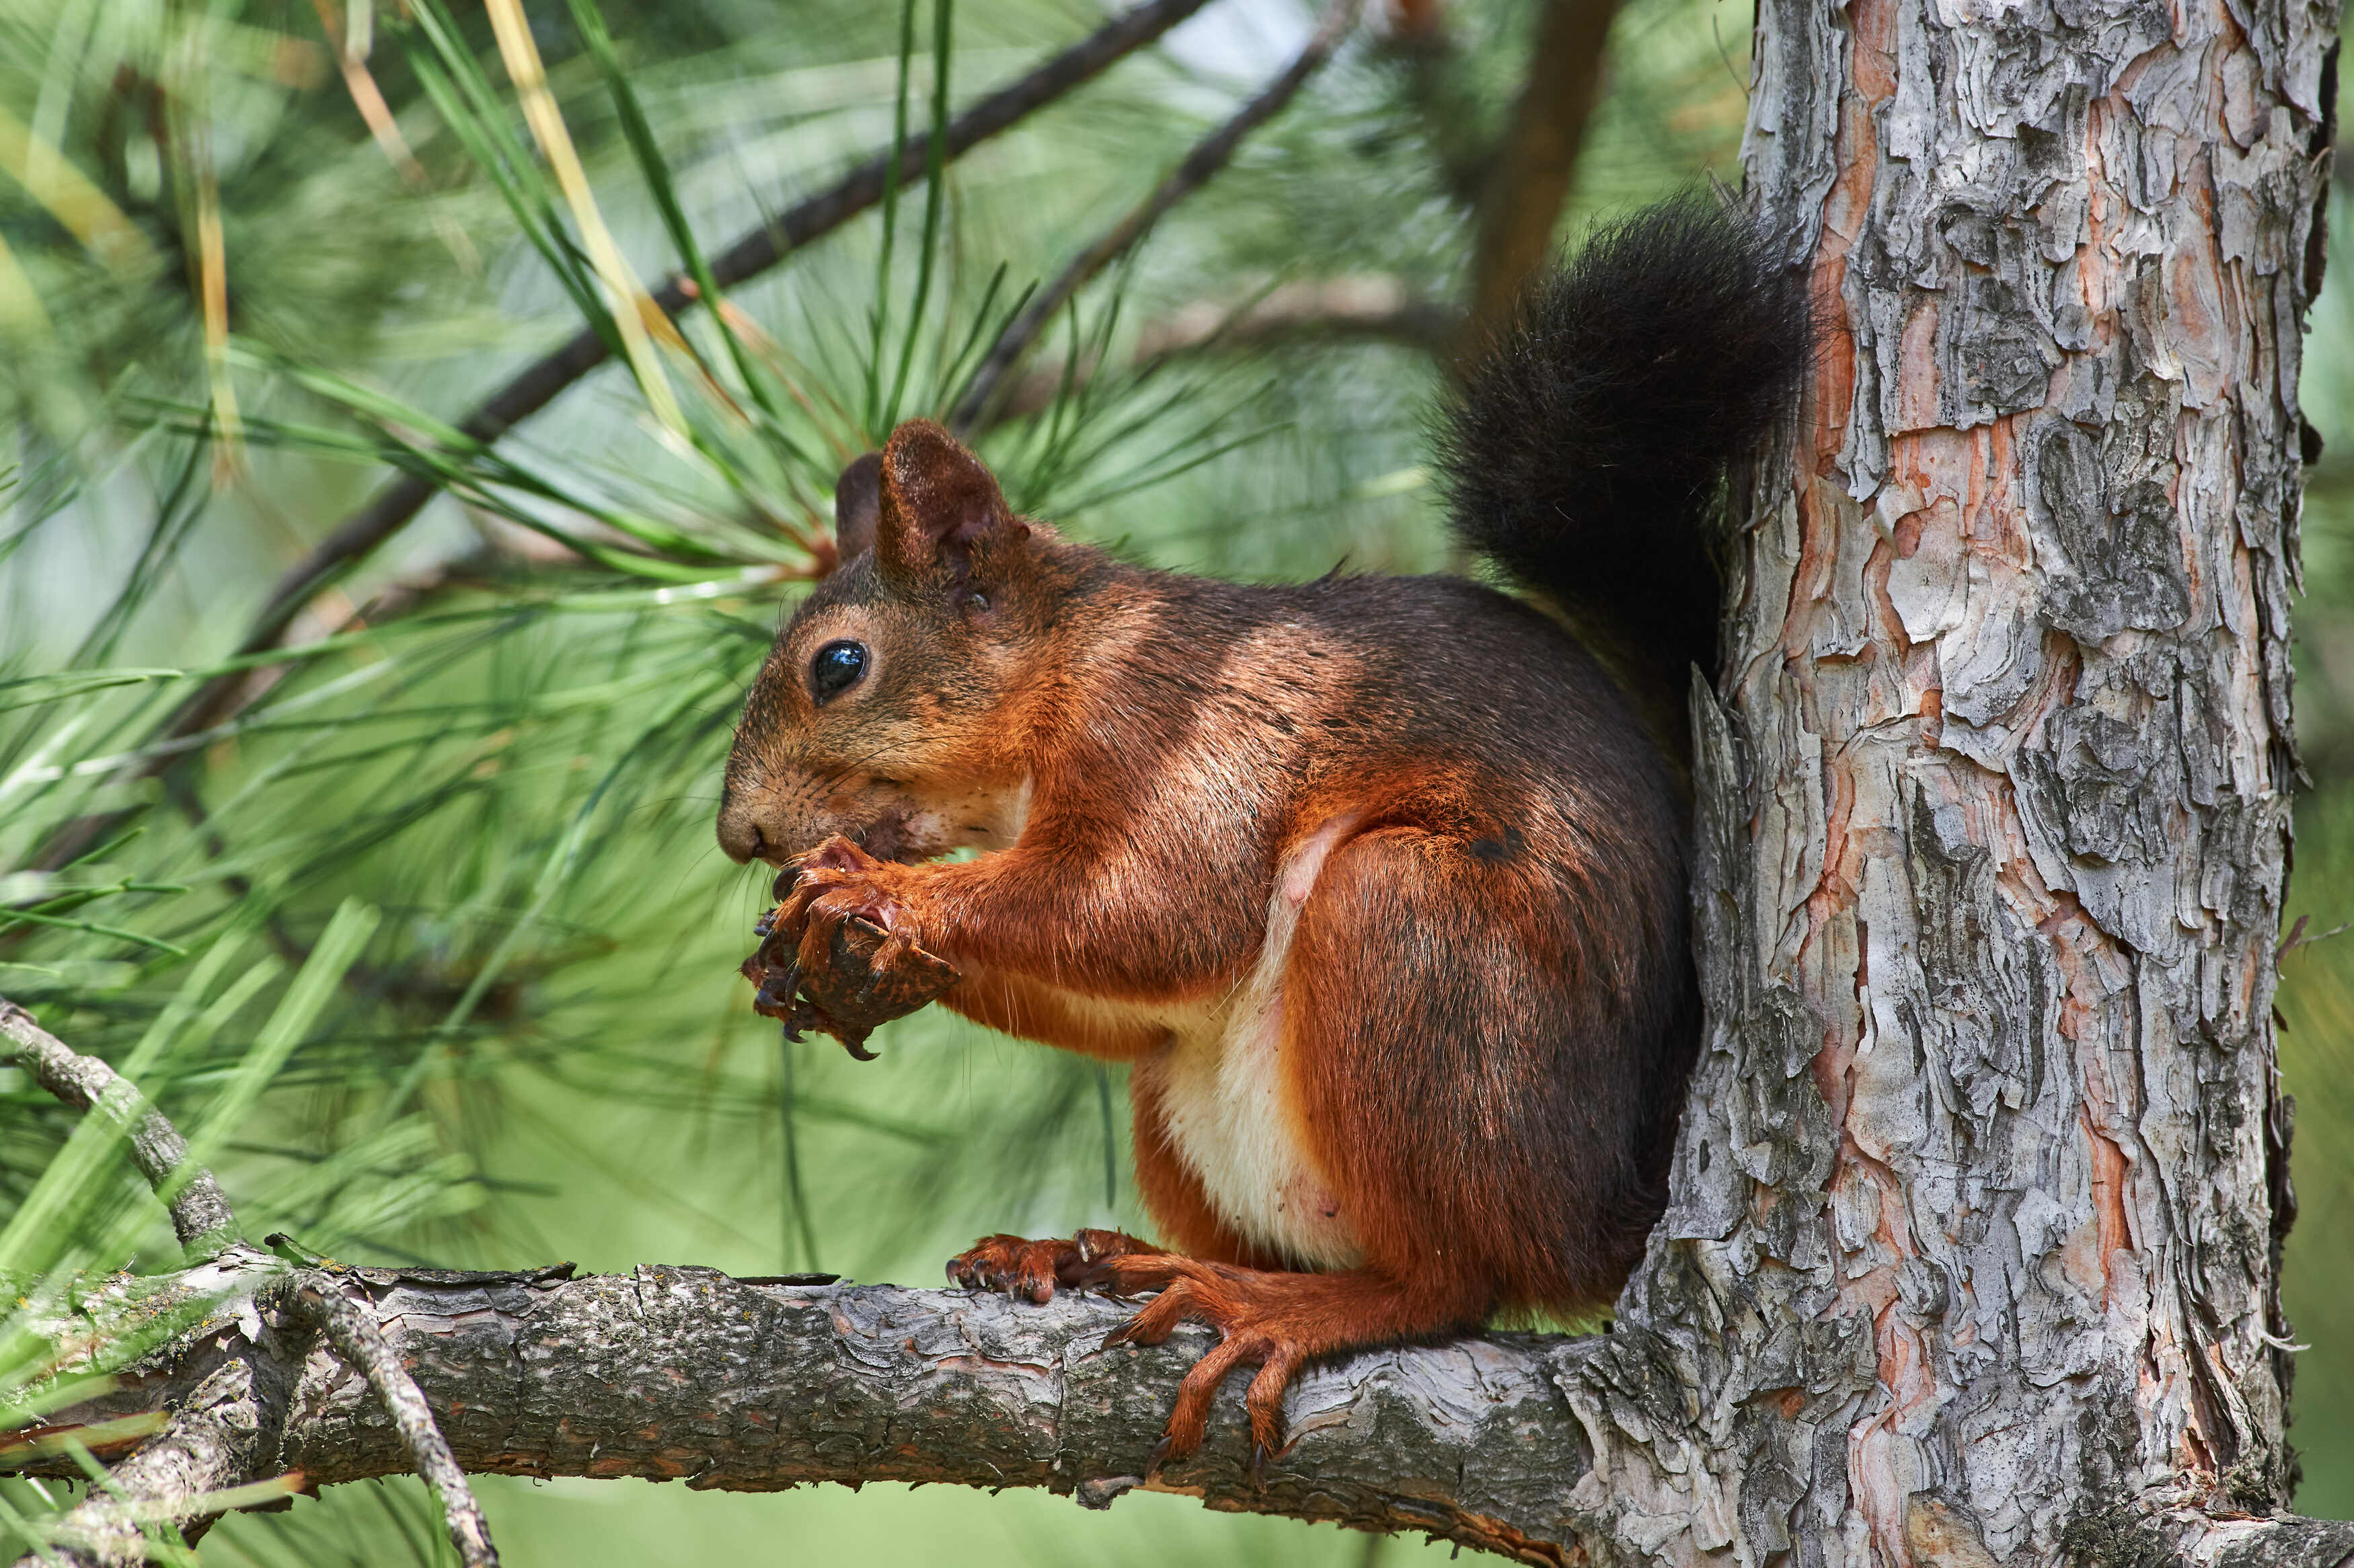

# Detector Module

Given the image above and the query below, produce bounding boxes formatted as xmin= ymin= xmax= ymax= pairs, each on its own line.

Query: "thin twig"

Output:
xmin=989 ymin=277 xmax=1453 ymax=422
xmin=291 ymin=1275 xmax=498 ymax=1568
xmin=120 ymin=0 xmax=1217 ymax=785
xmin=2277 ymin=912 xmax=2352 ymax=961
xmin=949 ymin=0 xmax=1369 ymax=434
xmin=1368 ymin=1 xmax=1492 ymax=212
xmin=0 ymin=996 xmax=239 ymax=1256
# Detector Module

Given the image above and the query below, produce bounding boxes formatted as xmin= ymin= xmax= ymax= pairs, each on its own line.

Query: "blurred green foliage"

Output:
xmin=0 ymin=0 xmax=2346 ymax=1559
xmin=2281 ymin=168 xmax=2354 ymax=1526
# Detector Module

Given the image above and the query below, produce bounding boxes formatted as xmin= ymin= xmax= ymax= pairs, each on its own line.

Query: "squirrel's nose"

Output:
xmin=716 ymin=799 xmax=780 ymax=865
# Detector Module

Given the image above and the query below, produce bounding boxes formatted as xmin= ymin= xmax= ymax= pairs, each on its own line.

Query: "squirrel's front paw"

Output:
xmin=743 ymin=836 xmax=960 ymax=1059
xmin=946 ymin=1229 xmax=1159 ymax=1303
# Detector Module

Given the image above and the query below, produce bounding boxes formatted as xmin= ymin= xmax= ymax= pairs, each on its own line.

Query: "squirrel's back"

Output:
xmin=1436 ymin=192 xmax=1812 ymax=705
xmin=716 ymin=200 xmax=1814 ymax=1364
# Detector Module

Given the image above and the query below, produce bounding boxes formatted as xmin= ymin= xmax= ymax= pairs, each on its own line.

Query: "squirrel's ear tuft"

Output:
xmin=833 ymin=452 xmax=882 ymax=565
xmin=876 ymin=419 xmax=1026 ymax=582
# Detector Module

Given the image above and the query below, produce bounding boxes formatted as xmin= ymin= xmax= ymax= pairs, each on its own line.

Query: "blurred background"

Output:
xmin=0 ymin=0 xmax=2345 ymax=1560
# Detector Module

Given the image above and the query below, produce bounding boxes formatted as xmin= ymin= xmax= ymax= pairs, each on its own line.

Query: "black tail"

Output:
xmin=1437 ymin=192 xmax=1810 ymax=691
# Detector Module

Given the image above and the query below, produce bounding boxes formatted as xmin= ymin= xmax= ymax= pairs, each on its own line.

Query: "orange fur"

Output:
xmin=725 ymin=420 xmax=1700 ymax=1462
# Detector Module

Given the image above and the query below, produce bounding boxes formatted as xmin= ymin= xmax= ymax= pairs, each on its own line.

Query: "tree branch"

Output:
xmin=988 ymin=276 xmax=1455 ymax=423
xmin=22 ymin=1263 xmax=1594 ymax=1566
xmin=1 ymin=1006 xmax=489 ymax=1568
xmin=16 ymin=1262 xmax=2352 ymax=1567
xmin=5 ymin=1001 xmax=2343 ymax=1567
xmin=25 ymin=1312 xmax=306 ymax=1568
xmin=0 ymin=1009 xmax=293 ymax=1568
xmin=948 ymin=0 xmax=1369 ymax=432
xmin=0 ymin=998 xmax=238 ymax=1256
xmin=289 ymin=1276 xmax=498 ymax=1568
xmin=1461 ymin=0 xmax=1620 ymax=354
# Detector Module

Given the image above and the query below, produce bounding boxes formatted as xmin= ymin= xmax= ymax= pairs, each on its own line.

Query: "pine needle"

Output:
xmin=481 ymin=0 xmax=689 ymax=441
xmin=0 ymin=104 xmax=155 ymax=272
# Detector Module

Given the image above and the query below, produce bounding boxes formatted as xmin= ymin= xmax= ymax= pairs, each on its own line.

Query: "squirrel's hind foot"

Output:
xmin=1092 ymin=1255 xmax=1490 ymax=1468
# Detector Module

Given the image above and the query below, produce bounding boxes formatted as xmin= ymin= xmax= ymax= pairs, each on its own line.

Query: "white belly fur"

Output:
xmin=1150 ymin=814 xmax=1363 ymax=1270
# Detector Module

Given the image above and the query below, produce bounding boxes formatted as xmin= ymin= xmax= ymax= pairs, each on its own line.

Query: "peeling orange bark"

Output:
xmin=1556 ymin=0 xmax=2336 ymax=1556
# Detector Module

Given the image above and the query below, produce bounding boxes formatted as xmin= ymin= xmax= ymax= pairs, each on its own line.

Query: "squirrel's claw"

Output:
xmin=944 ymin=1234 xmax=1065 ymax=1301
xmin=1079 ymin=1253 xmax=1327 ymax=1465
xmin=741 ymin=841 xmax=960 ymax=1061
xmin=749 ymin=957 xmax=800 ymax=1017
xmin=944 ymin=1229 xmax=1162 ymax=1304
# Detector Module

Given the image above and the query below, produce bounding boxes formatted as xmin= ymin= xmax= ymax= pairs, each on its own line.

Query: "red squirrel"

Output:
xmin=717 ymin=194 xmax=1808 ymax=1464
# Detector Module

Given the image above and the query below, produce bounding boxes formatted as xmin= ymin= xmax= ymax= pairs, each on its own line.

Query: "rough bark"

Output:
xmin=20 ymin=1265 xmax=1595 ymax=1567
xmin=20 ymin=1257 xmax=2351 ymax=1567
xmin=0 ymin=1001 xmax=238 ymax=1255
xmin=1558 ymin=0 xmax=2340 ymax=1559
xmin=11 ymin=1249 xmax=311 ymax=1568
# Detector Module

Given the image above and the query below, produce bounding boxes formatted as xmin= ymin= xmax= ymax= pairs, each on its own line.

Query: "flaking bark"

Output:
xmin=1560 ymin=0 xmax=2341 ymax=1557
xmin=22 ymin=1266 xmax=1595 ymax=1566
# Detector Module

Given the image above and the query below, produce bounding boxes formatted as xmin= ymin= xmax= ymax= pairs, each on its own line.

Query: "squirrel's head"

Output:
xmin=717 ymin=420 xmax=1049 ymax=868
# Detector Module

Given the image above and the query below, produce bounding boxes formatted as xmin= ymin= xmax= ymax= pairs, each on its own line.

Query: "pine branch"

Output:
xmin=290 ymin=1275 xmax=498 ymax=1568
xmin=13 ymin=1259 xmax=2349 ymax=1568
xmin=20 ymin=1327 xmax=305 ymax=1568
xmin=1461 ymin=0 xmax=1621 ymax=354
xmin=68 ymin=0 xmax=1219 ymax=853
xmin=2 ymin=1009 xmax=485 ymax=1567
xmin=948 ymin=0 xmax=1370 ymax=433
xmin=17 ymin=1261 xmax=1592 ymax=1568
xmin=0 ymin=997 xmax=239 ymax=1256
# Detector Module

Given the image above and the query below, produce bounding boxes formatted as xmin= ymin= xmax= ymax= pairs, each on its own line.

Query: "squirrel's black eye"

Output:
xmin=808 ymin=639 xmax=868 ymax=705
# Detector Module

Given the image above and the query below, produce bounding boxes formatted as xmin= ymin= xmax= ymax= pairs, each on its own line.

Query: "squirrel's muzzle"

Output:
xmin=716 ymin=790 xmax=782 ymax=865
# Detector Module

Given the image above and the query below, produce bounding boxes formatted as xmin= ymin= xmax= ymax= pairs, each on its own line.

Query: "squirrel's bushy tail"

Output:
xmin=1438 ymin=192 xmax=1811 ymax=689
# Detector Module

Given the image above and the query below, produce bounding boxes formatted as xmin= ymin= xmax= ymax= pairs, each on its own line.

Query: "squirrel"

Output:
xmin=717 ymin=192 xmax=1809 ymax=1466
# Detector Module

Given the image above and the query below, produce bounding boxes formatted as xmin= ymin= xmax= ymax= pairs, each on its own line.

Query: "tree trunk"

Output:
xmin=1562 ymin=0 xmax=2341 ymax=1559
